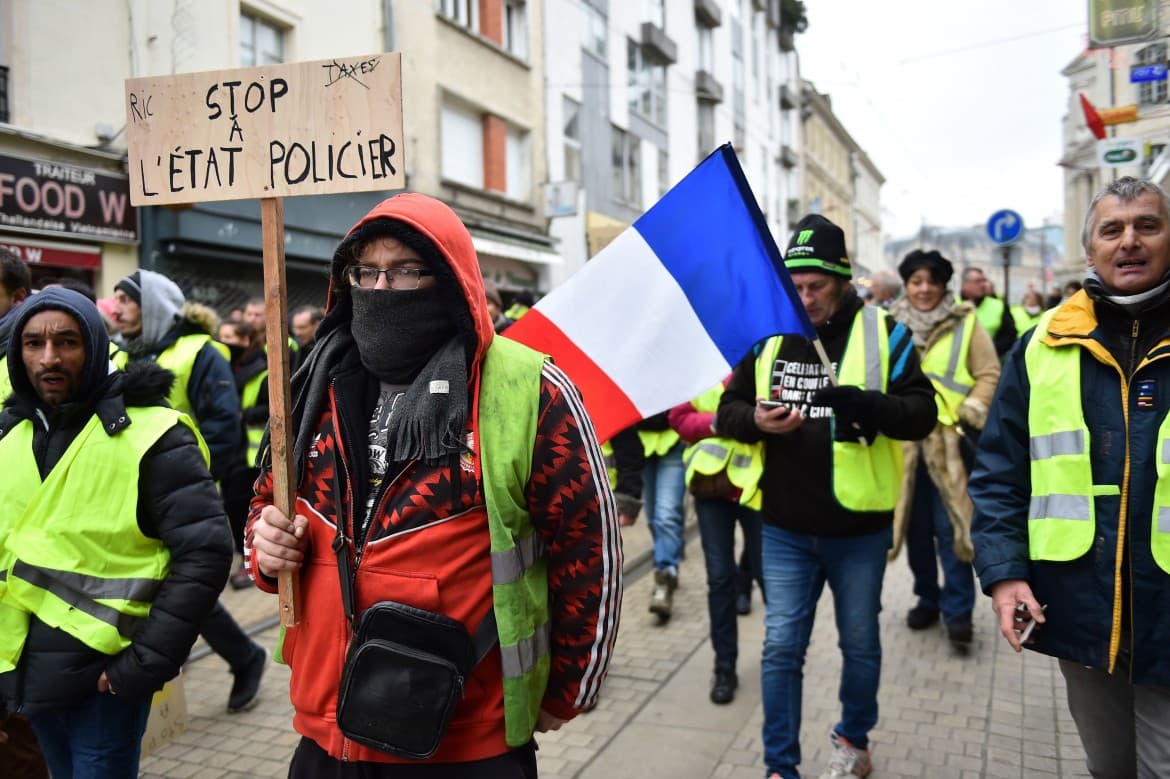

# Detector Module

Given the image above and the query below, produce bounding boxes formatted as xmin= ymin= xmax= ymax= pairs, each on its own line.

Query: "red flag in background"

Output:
xmin=1079 ymin=92 xmax=1106 ymax=140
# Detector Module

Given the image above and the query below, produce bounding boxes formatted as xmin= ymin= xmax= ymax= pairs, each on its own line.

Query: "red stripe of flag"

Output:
xmin=504 ymin=309 xmax=640 ymax=443
xmin=1079 ymin=93 xmax=1106 ymax=141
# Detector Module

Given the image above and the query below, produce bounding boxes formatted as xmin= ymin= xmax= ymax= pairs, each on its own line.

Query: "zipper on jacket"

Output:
xmin=1129 ymin=319 xmax=1140 ymax=377
xmin=1110 ymin=366 xmax=1132 ymax=675
xmin=354 ymin=463 xmax=410 ymax=568
xmin=328 ymin=381 xmax=356 ymax=550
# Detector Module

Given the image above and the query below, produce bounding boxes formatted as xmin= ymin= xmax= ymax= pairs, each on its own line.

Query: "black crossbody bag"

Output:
xmin=332 ymin=486 xmax=497 ymax=759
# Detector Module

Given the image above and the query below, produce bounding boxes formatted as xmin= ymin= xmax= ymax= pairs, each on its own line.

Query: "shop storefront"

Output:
xmin=0 ymin=137 xmax=138 ymax=293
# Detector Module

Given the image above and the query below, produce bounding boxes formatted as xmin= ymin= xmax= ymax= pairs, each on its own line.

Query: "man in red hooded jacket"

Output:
xmin=246 ymin=193 xmax=622 ymax=777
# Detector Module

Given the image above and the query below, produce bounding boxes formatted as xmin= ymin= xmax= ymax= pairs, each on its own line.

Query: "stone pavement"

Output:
xmin=140 ymin=512 xmax=1093 ymax=779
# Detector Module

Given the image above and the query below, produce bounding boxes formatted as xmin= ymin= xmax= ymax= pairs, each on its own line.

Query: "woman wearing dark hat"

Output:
xmin=888 ymin=249 xmax=1001 ymax=651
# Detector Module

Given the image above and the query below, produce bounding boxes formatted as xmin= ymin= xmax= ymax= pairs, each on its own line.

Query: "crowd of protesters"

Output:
xmin=2 ymin=176 xmax=1168 ymax=779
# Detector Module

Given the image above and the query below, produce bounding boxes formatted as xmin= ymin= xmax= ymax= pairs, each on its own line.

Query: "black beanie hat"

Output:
xmin=114 ymin=270 xmax=142 ymax=306
xmin=784 ymin=214 xmax=852 ymax=279
xmin=898 ymin=249 xmax=954 ymax=286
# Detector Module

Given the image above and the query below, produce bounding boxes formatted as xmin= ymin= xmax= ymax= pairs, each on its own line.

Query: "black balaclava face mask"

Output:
xmin=350 ymin=287 xmax=458 ymax=384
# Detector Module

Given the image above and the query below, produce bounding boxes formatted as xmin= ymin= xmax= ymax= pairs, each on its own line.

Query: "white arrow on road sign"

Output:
xmin=987 ymin=209 xmax=1025 ymax=245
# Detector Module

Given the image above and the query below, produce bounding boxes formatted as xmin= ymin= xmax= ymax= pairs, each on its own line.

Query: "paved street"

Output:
xmin=141 ymin=513 xmax=1093 ymax=779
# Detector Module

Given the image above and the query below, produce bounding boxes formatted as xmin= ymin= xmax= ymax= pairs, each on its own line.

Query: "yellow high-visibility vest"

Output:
xmin=754 ymin=306 xmax=902 ymax=512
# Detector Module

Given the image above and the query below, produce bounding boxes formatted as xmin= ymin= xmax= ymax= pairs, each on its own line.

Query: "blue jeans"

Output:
xmin=906 ymin=461 xmax=975 ymax=624
xmin=760 ymin=524 xmax=891 ymax=779
xmin=642 ymin=443 xmax=687 ymax=574
xmin=28 ymin=690 xmax=152 ymax=779
xmin=695 ymin=497 xmax=762 ymax=671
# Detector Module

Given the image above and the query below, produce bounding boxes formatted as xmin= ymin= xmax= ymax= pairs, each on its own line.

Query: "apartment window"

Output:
xmin=697 ymin=101 xmax=715 ymax=159
xmin=1145 ymin=142 xmax=1167 ymax=177
xmin=751 ymin=13 xmax=760 ymax=84
xmin=1136 ymin=43 xmax=1167 ymax=105
xmin=767 ymin=75 xmax=775 ymax=136
xmin=0 ymin=66 xmax=8 ymax=124
xmin=732 ymin=51 xmax=745 ymax=114
xmin=439 ymin=0 xmax=478 ymax=32
xmin=697 ymin=26 xmax=714 ymax=72
xmin=657 ymin=147 xmax=670 ymax=197
xmin=440 ymin=100 xmax=485 ymax=188
xmin=504 ymin=0 xmax=529 ymax=59
xmin=563 ymin=96 xmax=582 ymax=183
xmin=645 ymin=0 xmax=665 ymax=29
xmin=628 ymin=39 xmax=667 ymax=126
xmin=584 ymin=4 xmax=607 ymax=59
xmin=240 ymin=11 xmax=285 ymax=67
xmin=612 ymin=126 xmax=641 ymax=208
xmin=506 ymin=126 xmax=531 ymax=201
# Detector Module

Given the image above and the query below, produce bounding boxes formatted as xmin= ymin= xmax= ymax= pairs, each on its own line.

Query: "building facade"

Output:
xmin=883 ymin=222 xmax=1064 ymax=306
xmin=0 ymin=0 xmax=553 ymax=313
xmin=542 ymin=0 xmax=805 ymax=287
xmin=1060 ymin=0 xmax=1170 ymax=279
xmin=799 ymin=80 xmax=882 ymax=277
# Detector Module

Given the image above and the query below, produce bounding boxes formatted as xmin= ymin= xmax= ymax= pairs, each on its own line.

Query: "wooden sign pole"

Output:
xmin=260 ymin=197 xmax=300 ymax=626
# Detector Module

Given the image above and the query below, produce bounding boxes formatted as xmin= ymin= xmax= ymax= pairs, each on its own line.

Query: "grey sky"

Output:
xmin=797 ymin=1 xmax=1088 ymax=239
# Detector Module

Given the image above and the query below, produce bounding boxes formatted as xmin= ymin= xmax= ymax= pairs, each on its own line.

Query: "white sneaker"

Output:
xmin=818 ymin=731 xmax=872 ymax=778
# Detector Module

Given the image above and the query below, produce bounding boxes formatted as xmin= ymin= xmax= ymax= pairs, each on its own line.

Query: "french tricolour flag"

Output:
xmin=504 ymin=144 xmax=814 ymax=442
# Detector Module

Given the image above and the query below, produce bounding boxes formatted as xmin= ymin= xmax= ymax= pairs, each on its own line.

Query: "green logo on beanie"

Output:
xmin=796 ymin=229 xmax=814 ymax=245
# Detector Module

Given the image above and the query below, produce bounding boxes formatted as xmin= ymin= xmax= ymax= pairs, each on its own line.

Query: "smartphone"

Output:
xmin=758 ymin=400 xmax=791 ymax=416
xmin=1016 ymin=603 xmax=1047 ymax=643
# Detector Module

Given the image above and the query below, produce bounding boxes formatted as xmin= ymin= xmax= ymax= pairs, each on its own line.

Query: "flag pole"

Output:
xmin=811 ymin=337 xmax=839 ymax=387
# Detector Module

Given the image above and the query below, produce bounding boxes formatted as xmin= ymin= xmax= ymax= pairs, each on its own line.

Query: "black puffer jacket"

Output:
xmin=0 ymin=359 xmax=232 ymax=712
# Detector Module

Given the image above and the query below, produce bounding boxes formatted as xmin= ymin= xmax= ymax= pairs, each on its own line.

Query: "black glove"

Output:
xmin=812 ymin=385 xmax=883 ymax=444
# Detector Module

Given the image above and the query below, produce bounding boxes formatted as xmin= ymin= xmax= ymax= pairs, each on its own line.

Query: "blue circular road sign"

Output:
xmin=987 ymin=209 xmax=1025 ymax=245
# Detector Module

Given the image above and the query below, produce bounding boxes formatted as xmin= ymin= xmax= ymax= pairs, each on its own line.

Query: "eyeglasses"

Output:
xmin=345 ymin=265 xmax=434 ymax=290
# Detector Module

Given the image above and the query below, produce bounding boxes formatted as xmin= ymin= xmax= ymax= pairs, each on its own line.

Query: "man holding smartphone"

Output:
xmin=718 ymin=214 xmax=935 ymax=779
xmin=971 ymin=177 xmax=1170 ymax=777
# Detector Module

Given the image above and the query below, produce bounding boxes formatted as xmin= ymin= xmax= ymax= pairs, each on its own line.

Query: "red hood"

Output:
xmin=327 ymin=193 xmax=494 ymax=368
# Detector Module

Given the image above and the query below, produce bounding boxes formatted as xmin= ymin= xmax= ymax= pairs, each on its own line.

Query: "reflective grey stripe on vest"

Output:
xmin=12 ymin=561 xmax=147 ymax=638
xmin=1162 ymin=439 xmax=1170 ymax=465
xmin=1158 ymin=507 xmax=1170 ymax=534
xmin=861 ymin=306 xmax=881 ymax=389
xmin=1030 ymin=430 xmax=1085 ymax=460
xmin=499 ymin=623 xmax=551 ymax=680
xmin=730 ymin=453 xmax=754 ymax=470
xmin=490 ymin=533 xmax=546 ymax=586
xmin=1029 ymin=494 xmax=1092 ymax=521
xmin=925 ymin=316 xmax=973 ymax=396
xmin=685 ymin=441 xmax=729 ymax=469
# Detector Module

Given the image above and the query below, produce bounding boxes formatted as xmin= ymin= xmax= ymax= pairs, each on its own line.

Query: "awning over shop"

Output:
xmin=0 ymin=236 xmax=100 ymax=268
xmin=585 ymin=211 xmax=628 ymax=258
xmin=471 ymin=233 xmax=562 ymax=266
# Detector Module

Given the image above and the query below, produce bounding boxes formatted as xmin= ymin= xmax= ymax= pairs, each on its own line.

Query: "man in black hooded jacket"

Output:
xmin=0 ymin=288 xmax=232 ymax=778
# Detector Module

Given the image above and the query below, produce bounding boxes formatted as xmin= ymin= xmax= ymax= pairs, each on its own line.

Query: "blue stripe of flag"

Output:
xmin=632 ymin=144 xmax=814 ymax=366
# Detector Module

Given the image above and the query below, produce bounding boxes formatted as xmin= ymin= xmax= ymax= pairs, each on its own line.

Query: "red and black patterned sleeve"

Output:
xmin=527 ymin=362 xmax=623 ymax=720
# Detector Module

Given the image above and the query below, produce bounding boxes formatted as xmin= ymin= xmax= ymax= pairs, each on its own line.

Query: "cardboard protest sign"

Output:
xmin=125 ymin=52 xmax=403 ymax=206
xmin=125 ymin=52 xmax=406 ymax=625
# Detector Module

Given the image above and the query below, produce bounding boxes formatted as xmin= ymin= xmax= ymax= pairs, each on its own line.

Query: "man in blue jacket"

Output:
xmin=971 ymin=177 xmax=1170 ymax=777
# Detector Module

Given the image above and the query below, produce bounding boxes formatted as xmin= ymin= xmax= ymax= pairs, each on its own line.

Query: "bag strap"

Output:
xmin=472 ymin=607 xmax=497 ymax=665
xmin=331 ymin=454 xmax=499 ymax=664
